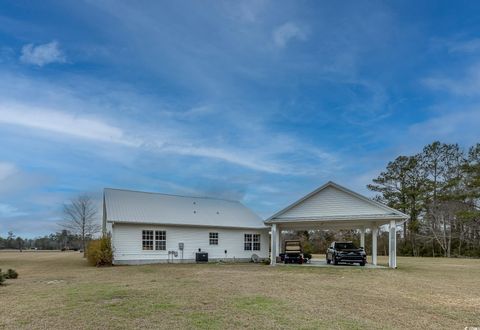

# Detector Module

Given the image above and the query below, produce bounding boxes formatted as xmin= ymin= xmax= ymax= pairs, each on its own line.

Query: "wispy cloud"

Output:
xmin=408 ymin=109 xmax=480 ymax=146
xmin=0 ymin=99 xmax=337 ymax=175
xmin=20 ymin=41 xmax=66 ymax=66
xmin=272 ymin=22 xmax=308 ymax=48
xmin=0 ymin=162 xmax=17 ymax=181
xmin=447 ymin=38 xmax=480 ymax=53
xmin=0 ymin=203 xmax=28 ymax=217
xmin=0 ymin=162 xmax=49 ymax=201
xmin=423 ymin=62 xmax=480 ymax=96
xmin=0 ymin=103 xmax=137 ymax=146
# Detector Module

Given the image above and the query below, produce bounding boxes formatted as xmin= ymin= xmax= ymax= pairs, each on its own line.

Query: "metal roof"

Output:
xmin=104 ymin=188 xmax=267 ymax=229
xmin=265 ymin=181 xmax=409 ymax=224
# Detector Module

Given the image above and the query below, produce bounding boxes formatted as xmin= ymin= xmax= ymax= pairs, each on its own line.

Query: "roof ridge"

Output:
xmin=104 ymin=187 xmax=240 ymax=203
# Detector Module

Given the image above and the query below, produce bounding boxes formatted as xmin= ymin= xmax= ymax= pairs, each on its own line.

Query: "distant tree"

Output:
xmin=368 ymin=155 xmax=426 ymax=255
xmin=16 ymin=237 xmax=23 ymax=251
xmin=6 ymin=231 xmax=15 ymax=249
xmin=422 ymin=142 xmax=466 ymax=257
xmin=369 ymin=141 xmax=480 ymax=258
xmin=60 ymin=195 xmax=100 ymax=256
xmin=58 ymin=230 xmax=70 ymax=250
xmin=457 ymin=143 xmax=480 ymax=255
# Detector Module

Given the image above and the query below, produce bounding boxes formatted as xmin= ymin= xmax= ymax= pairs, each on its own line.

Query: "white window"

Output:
xmin=209 ymin=232 xmax=218 ymax=245
xmin=244 ymin=234 xmax=252 ymax=251
xmin=142 ymin=230 xmax=166 ymax=251
xmin=155 ymin=230 xmax=166 ymax=251
xmin=253 ymin=234 xmax=261 ymax=251
xmin=244 ymin=233 xmax=261 ymax=251
xmin=142 ymin=230 xmax=153 ymax=250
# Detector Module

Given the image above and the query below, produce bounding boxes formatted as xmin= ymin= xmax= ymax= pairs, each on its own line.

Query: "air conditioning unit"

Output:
xmin=195 ymin=252 xmax=208 ymax=262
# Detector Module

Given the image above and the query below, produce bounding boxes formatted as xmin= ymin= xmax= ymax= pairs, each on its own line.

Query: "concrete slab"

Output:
xmin=277 ymin=258 xmax=386 ymax=269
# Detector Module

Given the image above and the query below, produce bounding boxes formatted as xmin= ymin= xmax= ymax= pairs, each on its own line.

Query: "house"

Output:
xmin=103 ymin=181 xmax=408 ymax=268
xmin=102 ymin=188 xmax=269 ymax=264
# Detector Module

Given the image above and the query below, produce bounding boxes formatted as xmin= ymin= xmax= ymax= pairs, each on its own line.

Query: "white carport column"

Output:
xmin=372 ymin=226 xmax=378 ymax=266
xmin=389 ymin=220 xmax=397 ymax=268
xmin=270 ymin=224 xmax=277 ymax=266
xmin=275 ymin=226 xmax=280 ymax=258
xmin=360 ymin=227 xmax=365 ymax=248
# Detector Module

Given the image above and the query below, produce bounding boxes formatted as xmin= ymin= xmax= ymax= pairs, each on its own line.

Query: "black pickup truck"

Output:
xmin=326 ymin=241 xmax=366 ymax=266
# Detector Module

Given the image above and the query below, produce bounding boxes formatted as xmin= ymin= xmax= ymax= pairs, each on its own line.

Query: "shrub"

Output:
xmin=87 ymin=236 xmax=113 ymax=267
xmin=6 ymin=269 xmax=18 ymax=279
xmin=0 ymin=269 xmax=4 ymax=285
xmin=302 ymin=241 xmax=314 ymax=255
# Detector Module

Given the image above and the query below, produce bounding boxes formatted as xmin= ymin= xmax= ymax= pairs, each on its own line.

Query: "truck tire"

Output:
xmin=326 ymin=259 xmax=331 ymax=264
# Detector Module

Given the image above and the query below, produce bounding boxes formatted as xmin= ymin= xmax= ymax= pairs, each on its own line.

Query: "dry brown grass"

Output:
xmin=1 ymin=251 xmax=479 ymax=329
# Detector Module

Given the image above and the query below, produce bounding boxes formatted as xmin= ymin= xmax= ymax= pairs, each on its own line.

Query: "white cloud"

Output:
xmin=20 ymin=41 xmax=66 ymax=66
xmin=0 ymin=203 xmax=27 ymax=217
xmin=423 ymin=62 xmax=480 ymax=97
xmin=272 ymin=22 xmax=308 ymax=48
xmin=0 ymin=67 xmax=342 ymax=177
xmin=0 ymin=162 xmax=17 ymax=181
xmin=0 ymin=162 xmax=49 ymax=198
xmin=162 ymin=144 xmax=284 ymax=174
xmin=448 ymin=38 xmax=480 ymax=53
xmin=408 ymin=109 xmax=480 ymax=146
xmin=0 ymin=102 xmax=293 ymax=174
xmin=0 ymin=103 xmax=139 ymax=146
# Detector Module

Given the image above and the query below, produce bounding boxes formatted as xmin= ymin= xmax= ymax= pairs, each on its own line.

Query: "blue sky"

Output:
xmin=1 ymin=1 xmax=480 ymax=237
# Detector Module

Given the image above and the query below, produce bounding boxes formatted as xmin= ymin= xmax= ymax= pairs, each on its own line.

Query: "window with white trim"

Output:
xmin=142 ymin=230 xmax=154 ymax=250
xmin=155 ymin=230 xmax=166 ymax=250
xmin=253 ymin=234 xmax=261 ymax=251
xmin=244 ymin=233 xmax=261 ymax=251
xmin=244 ymin=234 xmax=252 ymax=251
xmin=142 ymin=230 xmax=166 ymax=251
xmin=209 ymin=232 xmax=218 ymax=245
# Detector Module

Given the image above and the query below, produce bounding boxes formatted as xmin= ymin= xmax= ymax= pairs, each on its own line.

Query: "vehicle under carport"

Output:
xmin=265 ymin=181 xmax=408 ymax=269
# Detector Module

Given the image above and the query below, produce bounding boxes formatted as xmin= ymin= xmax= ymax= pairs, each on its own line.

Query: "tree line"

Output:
xmin=1 ymin=195 xmax=100 ymax=253
xmin=0 ymin=230 xmax=84 ymax=251
xmin=368 ymin=141 xmax=480 ymax=257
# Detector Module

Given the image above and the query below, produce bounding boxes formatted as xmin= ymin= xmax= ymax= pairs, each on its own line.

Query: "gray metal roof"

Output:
xmin=104 ymin=188 xmax=267 ymax=229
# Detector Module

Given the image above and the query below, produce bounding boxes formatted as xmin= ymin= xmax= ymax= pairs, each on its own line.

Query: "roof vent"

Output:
xmin=193 ymin=201 xmax=196 ymax=205
xmin=193 ymin=210 xmax=197 ymax=214
xmin=216 ymin=211 xmax=220 ymax=214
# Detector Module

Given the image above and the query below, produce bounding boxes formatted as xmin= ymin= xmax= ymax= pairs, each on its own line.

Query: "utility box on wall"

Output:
xmin=195 ymin=252 xmax=208 ymax=262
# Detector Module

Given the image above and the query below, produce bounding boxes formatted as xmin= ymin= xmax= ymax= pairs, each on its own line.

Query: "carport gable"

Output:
xmin=264 ymin=181 xmax=407 ymax=225
xmin=265 ymin=181 xmax=408 ymax=268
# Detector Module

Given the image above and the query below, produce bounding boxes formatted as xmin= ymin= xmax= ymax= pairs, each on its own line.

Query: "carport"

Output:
xmin=265 ymin=182 xmax=408 ymax=268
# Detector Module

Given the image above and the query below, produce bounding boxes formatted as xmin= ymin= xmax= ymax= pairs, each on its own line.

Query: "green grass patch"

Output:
xmin=233 ymin=295 xmax=283 ymax=312
xmin=187 ymin=312 xmax=224 ymax=329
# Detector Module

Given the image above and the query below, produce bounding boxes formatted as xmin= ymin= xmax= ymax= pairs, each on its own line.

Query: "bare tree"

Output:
xmin=60 ymin=195 xmax=100 ymax=256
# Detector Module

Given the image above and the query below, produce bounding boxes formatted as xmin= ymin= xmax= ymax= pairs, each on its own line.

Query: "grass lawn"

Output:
xmin=1 ymin=252 xmax=479 ymax=329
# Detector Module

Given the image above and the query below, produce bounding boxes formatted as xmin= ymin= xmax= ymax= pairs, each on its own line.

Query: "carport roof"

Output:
xmin=264 ymin=181 xmax=408 ymax=228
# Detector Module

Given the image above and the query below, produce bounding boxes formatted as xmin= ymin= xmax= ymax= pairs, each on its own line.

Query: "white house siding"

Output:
xmin=111 ymin=223 xmax=270 ymax=265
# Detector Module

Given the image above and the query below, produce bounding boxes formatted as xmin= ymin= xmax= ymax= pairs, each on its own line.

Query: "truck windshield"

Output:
xmin=335 ymin=243 xmax=357 ymax=250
